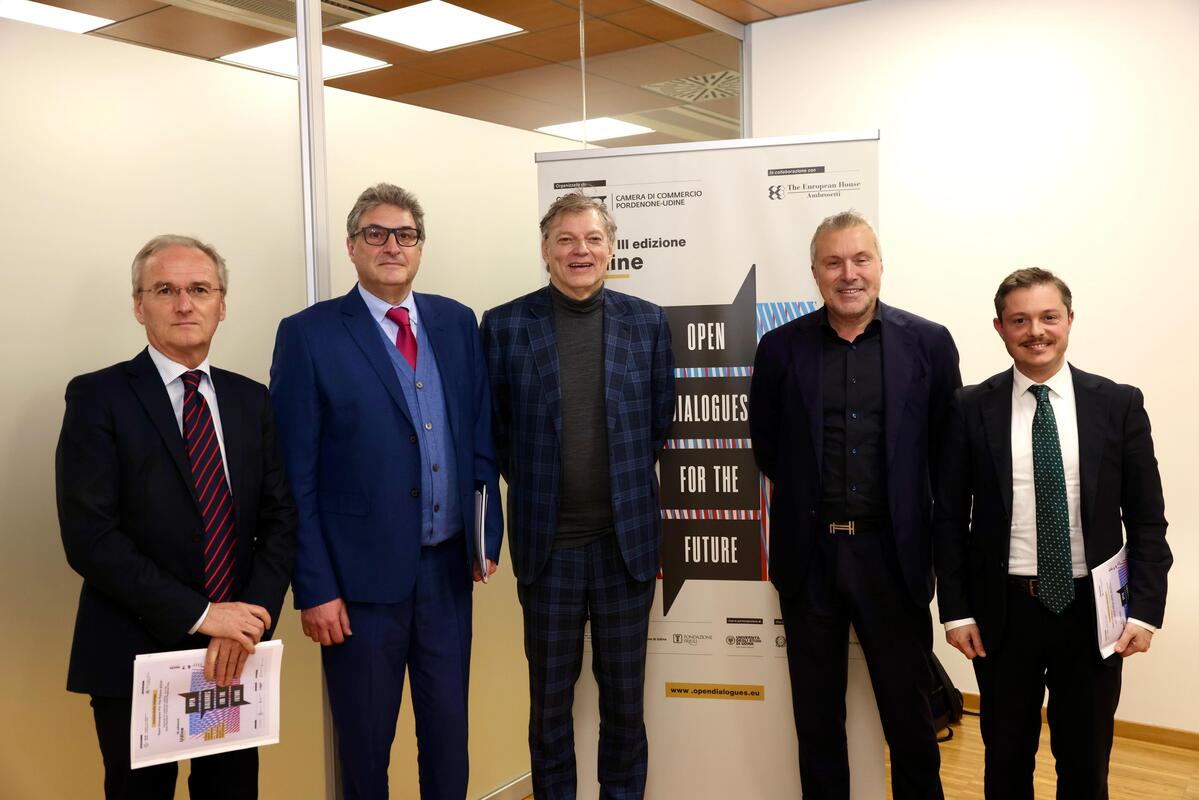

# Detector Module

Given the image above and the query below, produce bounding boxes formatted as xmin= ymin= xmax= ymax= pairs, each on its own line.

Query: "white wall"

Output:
xmin=749 ymin=0 xmax=1199 ymax=731
xmin=0 ymin=17 xmax=568 ymax=797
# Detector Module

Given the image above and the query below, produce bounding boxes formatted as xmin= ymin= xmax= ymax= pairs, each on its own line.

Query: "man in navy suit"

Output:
xmin=57 ymin=234 xmax=297 ymax=799
xmin=269 ymin=183 xmax=503 ymax=799
xmin=935 ymin=268 xmax=1170 ymax=798
xmin=750 ymin=211 xmax=960 ymax=799
xmin=480 ymin=193 xmax=674 ymax=799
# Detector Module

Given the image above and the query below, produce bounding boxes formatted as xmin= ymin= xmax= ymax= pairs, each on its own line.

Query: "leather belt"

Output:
xmin=1009 ymin=575 xmax=1088 ymax=598
xmin=822 ymin=519 xmax=890 ymax=536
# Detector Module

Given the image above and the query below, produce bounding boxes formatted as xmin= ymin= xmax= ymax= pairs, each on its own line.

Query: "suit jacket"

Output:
xmin=269 ymin=287 xmax=503 ymax=610
xmin=480 ymin=287 xmax=675 ymax=585
xmin=933 ymin=365 xmax=1171 ymax=652
xmin=56 ymin=348 xmax=298 ymax=697
xmin=749 ymin=303 xmax=962 ymax=604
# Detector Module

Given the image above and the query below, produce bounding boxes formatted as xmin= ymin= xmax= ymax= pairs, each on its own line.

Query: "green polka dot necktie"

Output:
xmin=1030 ymin=385 xmax=1074 ymax=613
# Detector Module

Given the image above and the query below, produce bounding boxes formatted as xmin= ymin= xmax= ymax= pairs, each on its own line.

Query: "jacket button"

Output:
xmin=809 ymin=509 xmax=816 ymax=517
xmin=409 ymin=435 xmax=417 ymax=444
xmin=410 ymin=488 xmax=420 ymax=497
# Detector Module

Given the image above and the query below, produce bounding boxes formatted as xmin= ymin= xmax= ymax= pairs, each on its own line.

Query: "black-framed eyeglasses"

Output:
xmin=351 ymin=225 xmax=423 ymax=247
xmin=137 ymin=284 xmax=224 ymax=302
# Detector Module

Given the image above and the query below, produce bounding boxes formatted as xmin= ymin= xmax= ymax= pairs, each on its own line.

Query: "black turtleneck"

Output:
xmin=550 ymin=283 xmax=614 ymax=549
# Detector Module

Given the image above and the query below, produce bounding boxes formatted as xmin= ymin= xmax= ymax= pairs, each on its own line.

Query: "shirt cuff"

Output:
xmin=189 ymin=603 xmax=211 ymax=635
xmin=944 ymin=617 xmax=976 ymax=632
xmin=1128 ymin=618 xmax=1157 ymax=634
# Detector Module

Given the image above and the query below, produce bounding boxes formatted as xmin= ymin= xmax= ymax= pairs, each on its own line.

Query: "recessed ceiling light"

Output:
xmin=342 ymin=0 xmax=522 ymax=52
xmin=536 ymin=118 xmax=655 ymax=143
xmin=218 ymin=39 xmax=388 ymax=80
xmin=0 ymin=0 xmax=112 ymax=33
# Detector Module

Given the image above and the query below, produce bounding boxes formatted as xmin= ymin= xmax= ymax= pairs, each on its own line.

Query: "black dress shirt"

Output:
xmin=819 ymin=307 xmax=889 ymax=521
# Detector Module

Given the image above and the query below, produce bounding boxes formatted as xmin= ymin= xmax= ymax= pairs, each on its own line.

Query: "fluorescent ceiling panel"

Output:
xmin=219 ymin=40 xmax=388 ymax=80
xmin=0 ymin=0 xmax=112 ymax=32
xmin=342 ymin=0 xmax=522 ymax=52
xmin=536 ymin=118 xmax=655 ymax=143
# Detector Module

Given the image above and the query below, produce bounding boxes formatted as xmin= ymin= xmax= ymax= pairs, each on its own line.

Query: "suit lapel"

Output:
xmin=880 ymin=304 xmax=916 ymax=471
xmin=981 ymin=370 xmax=1014 ymax=521
xmin=603 ymin=292 xmax=632 ymax=433
xmin=793 ymin=316 xmax=824 ymax=476
xmin=527 ymin=289 xmax=562 ymax=439
xmin=340 ymin=287 xmax=414 ymax=427
xmin=127 ymin=348 xmax=200 ymax=511
xmin=416 ymin=293 xmax=461 ymax=441
xmin=210 ymin=368 xmax=246 ymax=525
xmin=1072 ymin=366 xmax=1106 ymax=533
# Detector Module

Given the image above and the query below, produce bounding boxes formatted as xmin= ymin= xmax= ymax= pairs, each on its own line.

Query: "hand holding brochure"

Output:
xmin=474 ymin=484 xmax=488 ymax=583
xmin=130 ymin=639 xmax=283 ymax=768
xmin=1092 ymin=547 xmax=1129 ymax=659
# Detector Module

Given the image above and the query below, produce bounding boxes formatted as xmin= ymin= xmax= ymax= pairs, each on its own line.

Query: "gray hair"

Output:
xmin=346 ymin=183 xmax=426 ymax=240
xmin=994 ymin=267 xmax=1073 ymax=318
xmin=809 ymin=209 xmax=881 ymax=265
xmin=540 ymin=192 xmax=617 ymax=243
xmin=131 ymin=234 xmax=227 ymax=295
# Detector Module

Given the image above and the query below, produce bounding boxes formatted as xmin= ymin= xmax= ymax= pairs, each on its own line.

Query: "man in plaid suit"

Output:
xmin=481 ymin=193 xmax=675 ymax=799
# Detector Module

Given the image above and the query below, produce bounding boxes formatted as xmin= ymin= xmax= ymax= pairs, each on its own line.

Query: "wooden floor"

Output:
xmin=523 ymin=713 xmax=1199 ymax=798
xmin=902 ymin=711 xmax=1199 ymax=799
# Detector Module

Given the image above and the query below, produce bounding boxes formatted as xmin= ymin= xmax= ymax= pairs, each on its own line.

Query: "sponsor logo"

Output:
xmin=672 ymin=632 xmax=713 ymax=646
xmin=665 ymin=682 xmax=765 ymax=701
xmin=775 ymin=635 xmax=787 ymax=647
xmin=767 ymin=185 xmax=784 ymax=200
xmin=726 ymin=634 xmax=762 ymax=648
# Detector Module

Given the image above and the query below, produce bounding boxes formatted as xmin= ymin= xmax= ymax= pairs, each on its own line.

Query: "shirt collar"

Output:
xmin=358 ymin=283 xmax=418 ymax=327
xmin=146 ymin=344 xmax=212 ymax=387
xmin=1012 ymin=361 xmax=1073 ymax=402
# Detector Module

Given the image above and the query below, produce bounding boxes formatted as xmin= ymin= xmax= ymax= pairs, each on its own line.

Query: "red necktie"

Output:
xmin=182 ymin=370 xmax=238 ymax=602
xmin=385 ymin=306 xmax=418 ymax=370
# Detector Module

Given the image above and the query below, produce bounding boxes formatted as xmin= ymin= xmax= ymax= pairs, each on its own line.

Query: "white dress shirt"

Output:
xmin=147 ymin=345 xmax=230 ymax=632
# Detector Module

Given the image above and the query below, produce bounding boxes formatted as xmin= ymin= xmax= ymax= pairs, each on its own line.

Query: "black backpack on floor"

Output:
xmin=929 ymin=652 xmax=964 ymax=742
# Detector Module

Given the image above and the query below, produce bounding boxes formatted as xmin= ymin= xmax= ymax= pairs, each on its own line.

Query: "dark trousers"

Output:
xmin=974 ymin=580 xmax=1122 ymax=800
xmin=778 ymin=526 xmax=943 ymax=800
xmin=322 ymin=535 xmax=473 ymax=800
xmin=91 ymin=694 xmax=258 ymax=800
xmin=517 ymin=535 xmax=656 ymax=800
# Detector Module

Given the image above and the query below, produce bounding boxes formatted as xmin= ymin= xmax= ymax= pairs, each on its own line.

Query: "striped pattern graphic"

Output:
xmin=182 ymin=371 xmax=238 ymax=602
xmin=756 ymin=300 xmax=819 ymax=336
xmin=661 ymin=509 xmax=761 ymax=520
xmin=674 ymin=366 xmax=753 ymax=378
xmin=664 ymin=438 xmax=751 ymax=449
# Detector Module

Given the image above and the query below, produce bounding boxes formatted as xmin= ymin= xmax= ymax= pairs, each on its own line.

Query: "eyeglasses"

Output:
xmin=137 ymin=284 xmax=224 ymax=302
xmin=351 ymin=225 xmax=423 ymax=247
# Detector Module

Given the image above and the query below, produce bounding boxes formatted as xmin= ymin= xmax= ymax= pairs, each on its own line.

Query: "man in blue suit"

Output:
xmin=750 ymin=211 xmax=960 ymax=799
xmin=269 ymin=183 xmax=503 ymax=799
xmin=480 ymin=193 xmax=674 ymax=799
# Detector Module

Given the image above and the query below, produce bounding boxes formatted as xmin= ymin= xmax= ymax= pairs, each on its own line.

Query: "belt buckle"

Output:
xmin=828 ymin=521 xmax=855 ymax=536
xmin=1027 ymin=577 xmax=1039 ymax=597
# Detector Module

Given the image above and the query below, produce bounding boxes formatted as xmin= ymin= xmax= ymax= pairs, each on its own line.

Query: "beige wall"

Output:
xmin=749 ymin=0 xmax=1199 ymax=731
xmin=0 ymin=17 xmax=567 ymax=797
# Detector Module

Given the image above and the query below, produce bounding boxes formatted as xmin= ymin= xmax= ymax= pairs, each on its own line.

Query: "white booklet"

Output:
xmin=1092 ymin=547 xmax=1130 ymax=658
xmin=130 ymin=639 xmax=283 ymax=769
xmin=474 ymin=485 xmax=488 ymax=583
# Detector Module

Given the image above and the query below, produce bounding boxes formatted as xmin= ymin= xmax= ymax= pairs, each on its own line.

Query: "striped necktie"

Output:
xmin=182 ymin=370 xmax=237 ymax=601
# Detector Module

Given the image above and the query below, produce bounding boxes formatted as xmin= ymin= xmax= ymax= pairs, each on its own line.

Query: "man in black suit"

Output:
xmin=57 ymin=234 xmax=297 ymax=799
xmin=934 ymin=267 xmax=1170 ymax=798
xmin=750 ymin=211 xmax=960 ymax=799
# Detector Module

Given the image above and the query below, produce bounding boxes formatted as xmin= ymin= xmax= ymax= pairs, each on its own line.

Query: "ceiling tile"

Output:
xmin=752 ymin=0 xmax=864 ymax=14
xmin=95 ymin=6 xmax=285 ymax=60
xmin=325 ymin=64 xmax=456 ymax=96
xmin=39 ymin=0 xmax=164 ymax=22
xmin=496 ymin=18 xmax=654 ymax=63
xmin=603 ymin=5 xmax=710 ymax=41
xmin=451 ymin=0 xmax=577 ymax=31
xmin=687 ymin=0 xmax=773 ymax=24
xmin=415 ymin=43 xmax=551 ymax=81
xmin=395 ymin=81 xmax=569 ymax=130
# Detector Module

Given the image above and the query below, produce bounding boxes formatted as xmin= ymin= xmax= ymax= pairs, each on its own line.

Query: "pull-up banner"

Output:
xmin=536 ymin=133 xmax=885 ymax=799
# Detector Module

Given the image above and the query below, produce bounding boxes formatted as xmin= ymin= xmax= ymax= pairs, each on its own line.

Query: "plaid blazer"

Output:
xmin=481 ymin=287 xmax=675 ymax=584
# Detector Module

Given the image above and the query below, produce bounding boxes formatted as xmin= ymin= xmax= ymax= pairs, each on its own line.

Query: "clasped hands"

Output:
xmin=198 ymin=601 xmax=272 ymax=687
